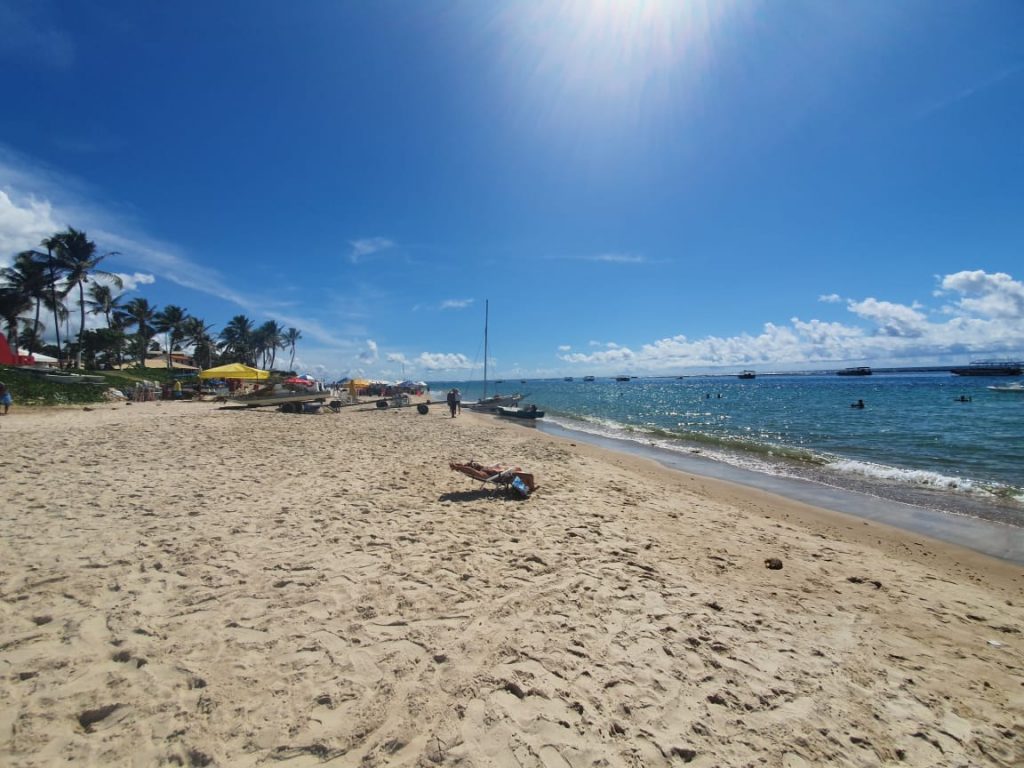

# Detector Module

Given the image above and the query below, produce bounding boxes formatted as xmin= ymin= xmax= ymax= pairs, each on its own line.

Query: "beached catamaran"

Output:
xmin=467 ymin=299 xmax=522 ymax=412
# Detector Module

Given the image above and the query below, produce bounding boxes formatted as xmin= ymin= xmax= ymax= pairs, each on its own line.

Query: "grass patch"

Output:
xmin=0 ymin=366 xmax=190 ymax=407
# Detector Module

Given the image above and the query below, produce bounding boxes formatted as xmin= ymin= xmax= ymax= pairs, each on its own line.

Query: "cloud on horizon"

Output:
xmin=559 ymin=270 xmax=1024 ymax=371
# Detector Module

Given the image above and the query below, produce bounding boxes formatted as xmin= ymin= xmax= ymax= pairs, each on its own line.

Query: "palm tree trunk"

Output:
xmin=47 ymin=251 xmax=63 ymax=369
xmin=77 ymin=282 xmax=86 ymax=368
xmin=30 ymin=299 xmax=41 ymax=355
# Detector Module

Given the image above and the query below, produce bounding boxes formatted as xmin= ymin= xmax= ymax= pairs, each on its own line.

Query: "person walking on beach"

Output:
xmin=0 ymin=382 xmax=10 ymax=414
xmin=446 ymin=388 xmax=457 ymax=418
xmin=454 ymin=388 xmax=462 ymax=414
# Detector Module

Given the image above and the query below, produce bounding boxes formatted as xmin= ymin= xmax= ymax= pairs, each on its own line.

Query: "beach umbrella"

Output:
xmin=198 ymin=362 xmax=270 ymax=380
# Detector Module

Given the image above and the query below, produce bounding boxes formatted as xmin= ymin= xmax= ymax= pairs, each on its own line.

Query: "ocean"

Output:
xmin=430 ymin=373 xmax=1024 ymax=542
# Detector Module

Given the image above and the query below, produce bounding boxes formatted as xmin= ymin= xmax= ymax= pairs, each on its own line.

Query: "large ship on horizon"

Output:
xmin=950 ymin=361 xmax=1022 ymax=376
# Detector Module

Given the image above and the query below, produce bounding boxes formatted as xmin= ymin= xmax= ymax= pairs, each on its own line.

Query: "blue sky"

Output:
xmin=1 ymin=0 xmax=1022 ymax=380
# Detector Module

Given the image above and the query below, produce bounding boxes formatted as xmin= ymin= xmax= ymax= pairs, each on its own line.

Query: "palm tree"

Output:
xmin=86 ymin=282 xmax=125 ymax=328
xmin=108 ymin=312 xmax=131 ymax=368
xmin=154 ymin=304 xmax=189 ymax=369
xmin=39 ymin=234 xmax=67 ymax=367
xmin=284 ymin=327 xmax=302 ymax=372
xmin=219 ymin=314 xmax=255 ymax=365
xmin=49 ymin=228 xmax=122 ymax=368
xmin=253 ymin=320 xmax=284 ymax=370
xmin=0 ymin=251 xmax=51 ymax=354
xmin=183 ymin=316 xmax=216 ymax=370
xmin=0 ymin=286 xmax=33 ymax=346
xmin=118 ymin=297 xmax=157 ymax=366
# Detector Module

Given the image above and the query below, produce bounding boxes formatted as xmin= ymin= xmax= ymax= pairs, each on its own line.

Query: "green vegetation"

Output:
xmin=0 ymin=365 xmax=188 ymax=407
xmin=2 ymin=227 xmax=304 ymax=375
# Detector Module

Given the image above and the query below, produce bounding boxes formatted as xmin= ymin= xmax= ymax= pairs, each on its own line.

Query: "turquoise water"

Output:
xmin=431 ymin=373 xmax=1024 ymax=527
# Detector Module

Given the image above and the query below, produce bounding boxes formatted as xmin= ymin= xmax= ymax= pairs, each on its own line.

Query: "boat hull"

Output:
xmin=497 ymin=406 xmax=544 ymax=420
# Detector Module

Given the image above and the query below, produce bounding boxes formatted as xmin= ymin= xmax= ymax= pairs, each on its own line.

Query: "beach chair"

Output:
xmin=449 ymin=461 xmax=538 ymax=497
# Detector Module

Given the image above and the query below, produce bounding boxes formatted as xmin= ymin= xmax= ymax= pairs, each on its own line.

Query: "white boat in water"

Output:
xmin=988 ymin=381 xmax=1024 ymax=392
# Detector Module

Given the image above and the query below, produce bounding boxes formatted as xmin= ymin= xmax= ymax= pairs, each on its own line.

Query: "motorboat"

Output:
xmin=497 ymin=405 xmax=544 ymax=420
xmin=738 ymin=370 xmax=756 ymax=379
xmin=988 ymin=381 xmax=1024 ymax=392
xmin=614 ymin=376 xmax=630 ymax=381
xmin=564 ymin=376 xmax=574 ymax=382
xmin=583 ymin=375 xmax=595 ymax=382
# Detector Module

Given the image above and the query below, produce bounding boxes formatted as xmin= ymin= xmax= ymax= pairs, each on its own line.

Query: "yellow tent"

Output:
xmin=198 ymin=363 xmax=270 ymax=380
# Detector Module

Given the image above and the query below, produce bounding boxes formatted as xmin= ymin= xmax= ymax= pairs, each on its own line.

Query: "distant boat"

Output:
xmin=837 ymin=366 xmax=872 ymax=376
xmin=583 ymin=375 xmax=595 ymax=382
xmin=564 ymin=376 xmax=574 ymax=382
xmin=615 ymin=376 xmax=630 ymax=381
xmin=988 ymin=381 xmax=1024 ymax=392
xmin=738 ymin=370 xmax=756 ymax=379
xmin=951 ymin=361 xmax=1022 ymax=376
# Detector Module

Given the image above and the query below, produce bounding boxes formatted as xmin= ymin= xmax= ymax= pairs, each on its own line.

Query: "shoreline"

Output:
xmin=534 ymin=416 xmax=1024 ymax=564
xmin=2 ymin=401 xmax=1022 ymax=766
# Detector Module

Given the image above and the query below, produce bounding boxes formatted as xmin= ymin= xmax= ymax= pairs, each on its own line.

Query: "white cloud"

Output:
xmin=440 ymin=298 xmax=474 ymax=310
xmin=847 ymin=298 xmax=927 ymax=337
xmin=587 ymin=253 xmax=647 ymax=264
xmin=386 ymin=352 xmax=408 ymax=364
xmin=818 ymin=293 xmax=842 ymax=303
xmin=349 ymin=237 xmax=394 ymax=264
xmin=0 ymin=190 xmax=60 ymax=264
xmin=359 ymin=339 xmax=379 ymax=364
xmin=938 ymin=270 xmax=1024 ymax=319
xmin=557 ymin=344 xmax=571 ymax=352
xmin=110 ymin=272 xmax=156 ymax=292
xmin=416 ymin=352 xmax=473 ymax=371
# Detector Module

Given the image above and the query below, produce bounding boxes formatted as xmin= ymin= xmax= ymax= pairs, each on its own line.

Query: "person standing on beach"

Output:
xmin=454 ymin=388 xmax=462 ymax=414
xmin=446 ymin=388 xmax=457 ymax=418
xmin=0 ymin=382 xmax=10 ymax=415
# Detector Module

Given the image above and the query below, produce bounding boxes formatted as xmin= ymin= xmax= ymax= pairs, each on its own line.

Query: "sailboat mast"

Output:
xmin=483 ymin=299 xmax=489 ymax=400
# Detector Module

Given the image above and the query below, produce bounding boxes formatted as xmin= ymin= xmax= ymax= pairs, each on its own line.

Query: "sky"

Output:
xmin=1 ymin=0 xmax=1022 ymax=380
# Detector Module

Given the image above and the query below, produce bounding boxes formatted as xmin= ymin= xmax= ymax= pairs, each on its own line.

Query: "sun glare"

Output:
xmin=496 ymin=0 xmax=742 ymax=128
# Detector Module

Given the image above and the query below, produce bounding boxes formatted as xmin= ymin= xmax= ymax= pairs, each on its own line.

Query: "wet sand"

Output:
xmin=1 ymin=400 xmax=1022 ymax=766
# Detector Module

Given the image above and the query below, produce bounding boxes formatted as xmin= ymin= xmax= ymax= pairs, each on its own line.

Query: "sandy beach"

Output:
xmin=1 ymin=400 xmax=1021 ymax=767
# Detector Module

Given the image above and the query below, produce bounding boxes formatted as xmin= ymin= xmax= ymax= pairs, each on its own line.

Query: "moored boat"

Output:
xmin=583 ymin=375 xmax=595 ymax=382
xmin=837 ymin=367 xmax=872 ymax=376
xmin=497 ymin=404 xmax=544 ymax=420
xmin=738 ymin=370 xmax=756 ymax=379
xmin=467 ymin=393 xmax=524 ymax=412
xmin=951 ymin=361 xmax=1023 ymax=376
